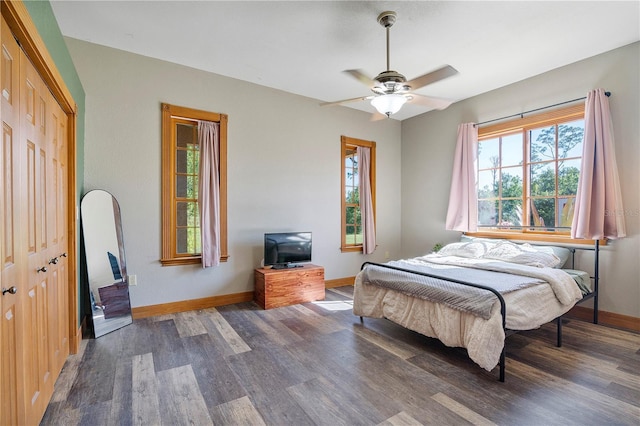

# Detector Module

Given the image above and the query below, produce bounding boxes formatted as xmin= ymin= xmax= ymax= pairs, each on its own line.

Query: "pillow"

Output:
xmin=437 ymin=240 xmax=498 ymax=258
xmin=530 ymin=245 xmax=571 ymax=268
xmin=482 ymin=241 xmax=562 ymax=268
xmin=462 ymin=235 xmax=571 ymax=268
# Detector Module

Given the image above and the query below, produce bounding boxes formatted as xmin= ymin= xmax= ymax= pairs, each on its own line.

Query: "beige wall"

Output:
xmin=68 ymin=35 xmax=638 ymax=317
xmin=401 ymin=42 xmax=640 ymax=318
xmin=66 ymin=38 xmax=402 ymax=308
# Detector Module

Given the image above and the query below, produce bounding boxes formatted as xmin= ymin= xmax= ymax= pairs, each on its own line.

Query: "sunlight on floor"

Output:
xmin=312 ymin=300 xmax=353 ymax=311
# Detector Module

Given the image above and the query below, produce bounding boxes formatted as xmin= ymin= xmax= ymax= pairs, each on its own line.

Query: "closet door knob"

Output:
xmin=49 ymin=257 xmax=59 ymax=264
xmin=2 ymin=286 xmax=17 ymax=295
xmin=37 ymin=266 xmax=47 ymax=273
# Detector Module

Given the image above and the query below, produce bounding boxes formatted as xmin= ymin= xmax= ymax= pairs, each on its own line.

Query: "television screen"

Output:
xmin=264 ymin=232 xmax=312 ymax=267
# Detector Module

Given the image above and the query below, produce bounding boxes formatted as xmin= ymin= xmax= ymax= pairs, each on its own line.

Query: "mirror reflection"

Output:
xmin=81 ymin=190 xmax=132 ymax=337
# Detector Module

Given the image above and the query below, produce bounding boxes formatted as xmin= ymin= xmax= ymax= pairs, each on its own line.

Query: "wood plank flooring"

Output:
xmin=42 ymin=286 xmax=640 ymax=425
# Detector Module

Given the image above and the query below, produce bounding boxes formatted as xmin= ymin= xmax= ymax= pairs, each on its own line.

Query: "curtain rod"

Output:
xmin=475 ymin=91 xmax=611 ymax=127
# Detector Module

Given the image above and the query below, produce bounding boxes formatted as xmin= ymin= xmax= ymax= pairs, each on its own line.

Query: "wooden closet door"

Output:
xmin=1 ymin=10 xmax=72 ymax=425
xmin=20 ymin=43 xmax=64 ymax=425
xmin=45 ymin=88 xmax=69 ymax=379
xmin=1 ymin=17 xmax=25 ymax=426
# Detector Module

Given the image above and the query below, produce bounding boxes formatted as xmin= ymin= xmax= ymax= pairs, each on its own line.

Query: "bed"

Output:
xmin=353 ymin=237 xmax=599 ymax=381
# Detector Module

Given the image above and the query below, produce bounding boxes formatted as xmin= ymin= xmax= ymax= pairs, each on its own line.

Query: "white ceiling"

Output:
xmin=49 ymin=1 xmax=640 ymax=121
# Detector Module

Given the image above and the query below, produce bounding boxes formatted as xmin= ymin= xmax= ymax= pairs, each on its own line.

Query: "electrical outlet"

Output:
xmin=129 ymin=275 xmax=137 ymax=286
xmin=385 ymin=251 xmax=390 ymax=260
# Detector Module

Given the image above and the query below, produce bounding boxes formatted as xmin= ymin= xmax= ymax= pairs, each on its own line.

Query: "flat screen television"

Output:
xmin=264 ymin=232 xmax=312 ymax=268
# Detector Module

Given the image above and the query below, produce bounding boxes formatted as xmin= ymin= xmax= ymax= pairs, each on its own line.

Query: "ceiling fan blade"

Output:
xmin=407 ymin=94 xmax=454 ymax=110
xmin=405 ymin=65 xmax=458 ymax=91
xmin=320 ymin=95 xmax=373 ymax=107
xmin=343 ymin=69 xmax=376 ymax=87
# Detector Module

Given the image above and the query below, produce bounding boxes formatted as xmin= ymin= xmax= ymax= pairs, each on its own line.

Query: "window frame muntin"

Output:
xmin=161 ymin=103 xmax=228 ymax=266
xmin=340 ymin=135 xmax=376 ymax=253
xmin=474 ymin=103 xmax=587 ymax=242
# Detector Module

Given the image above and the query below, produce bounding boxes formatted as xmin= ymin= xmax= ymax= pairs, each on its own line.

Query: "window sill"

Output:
xmin=466 ymin=230 xmax=607 ymax=246
xmin=160 ymin=254 xmax=230 ymax=266
xmin=341 ymin=246 xmax=363 ymax=253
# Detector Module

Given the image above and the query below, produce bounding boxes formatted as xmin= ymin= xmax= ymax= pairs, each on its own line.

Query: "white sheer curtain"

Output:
xmin=571 ymin=89 xmax=626 ymax=239
xmin=445 ymin=123 xmax=478 ymax=232
xmin=198 ymin=120 xmax=221 ymax=267
xmin=357 ymin=146 xmax=376 ymax=254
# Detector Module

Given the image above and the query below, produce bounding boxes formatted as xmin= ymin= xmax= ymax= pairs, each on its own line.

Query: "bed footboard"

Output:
xmin=360 ymin=261 xmax=508 ymax=382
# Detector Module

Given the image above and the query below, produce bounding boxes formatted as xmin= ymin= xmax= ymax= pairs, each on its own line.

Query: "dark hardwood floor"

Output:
xmin=42 ymin=286 xmax=640 ymax=425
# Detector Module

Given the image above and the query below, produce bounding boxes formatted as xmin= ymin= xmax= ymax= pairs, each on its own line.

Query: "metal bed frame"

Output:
xmin=358 ymin=240 xmax=600 ymax=382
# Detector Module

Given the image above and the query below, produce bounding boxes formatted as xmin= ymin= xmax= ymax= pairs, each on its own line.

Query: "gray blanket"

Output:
xmin=361 ymin=259 xmax=545 ymax=319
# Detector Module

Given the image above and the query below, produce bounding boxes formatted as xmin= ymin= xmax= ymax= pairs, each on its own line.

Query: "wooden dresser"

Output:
xmin=254 ymin=264 xmax=325 ymax=309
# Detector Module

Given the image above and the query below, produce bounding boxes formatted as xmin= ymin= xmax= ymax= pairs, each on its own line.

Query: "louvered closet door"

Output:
xmin=1 ymin=17 xmax=25 ymax=426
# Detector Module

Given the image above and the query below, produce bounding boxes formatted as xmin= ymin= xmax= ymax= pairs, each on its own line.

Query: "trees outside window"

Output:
xmin=477 ymin=104 xmax=584 ymax=233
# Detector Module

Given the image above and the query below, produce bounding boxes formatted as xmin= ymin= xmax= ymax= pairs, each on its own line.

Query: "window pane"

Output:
xmin=530 ymin=125 xmax=556 ymax=162
xmin=478 ymin=138 xmax=499 ymax=169
xmin=345 ymin=154 xmax=358 ymax=186
xmin=176 ymin=227 xmax=200 ymax=255
xmin=345 ymin=206 xmax=357 ymax=226
xmin=176 ymin=228 xmax=188 ymax=254
xmin=355 ymin=226 xmax=363 ymax=244
xmin=478 ymin=200 xmax=498 ymax=226
xmin=176 ymin=201 xmax=200 ymax=227
xmin=176 ymin=176 xmax=198 ymax=199
xmin=530 ymin=162 xmax=555 ymax=196
xmin=187 ymin=176 xmax=198 ymax=199
xmin=345 ymin=167 xmax=354 ymax=186
xmin=500 ymin=167 xmax=523 ymax=198
xmin=345 ymin=187 xmax=358 ymax=204
xmin=176 ymin=201 xmax=188 ymax=226
xmin=558 ymin=158 xmax=580 ymax=196
xmin=176 ymin=123 xmax=196 ymax=148
xmin=478 ymin=169 xmax=498 ymax=198
xmin=501 ymin=133 xmax=523 ymax=167
xmin=176 ymin=175 xmax=187 ymax=198
xmin=189 ymin=228 xmax=202 ymax=254
xmin=187 ymin=149 xmax=199 ymax=174
xmin=187 ymin=201 xmax=199 ymax=227
xmin=500 ymin=199 xmax=522 ymax=226
xmin=530 ymin=198 xmax=555 ymax=229
xmin=559 ymin=120 xmax=584 ymax=158
xmin=176 ymin=149 xmax=188 ymax=173
xmin=557 ymin=197 xmax=575 ymax=227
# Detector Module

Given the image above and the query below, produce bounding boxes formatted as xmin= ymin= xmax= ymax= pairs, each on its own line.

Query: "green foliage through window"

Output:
xmin=477 ymin=111 xmax=584 ymax=231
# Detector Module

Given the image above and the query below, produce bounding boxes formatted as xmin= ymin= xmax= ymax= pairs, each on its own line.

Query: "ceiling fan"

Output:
xmin=321 ymin=11 xmax=458 ymax=118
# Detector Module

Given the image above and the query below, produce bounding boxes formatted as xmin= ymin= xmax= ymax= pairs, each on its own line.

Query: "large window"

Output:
xmin=161 ymin=103 xmax=228 ymax=266
xmin=341 ymin=136 xmax=376 ymax=252
xmin=477 ymin=104 xmax=584 ymax=235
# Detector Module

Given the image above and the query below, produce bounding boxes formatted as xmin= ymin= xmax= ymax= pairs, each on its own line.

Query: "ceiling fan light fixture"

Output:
xmin=371 ymin=93 xmax=407 ymax=117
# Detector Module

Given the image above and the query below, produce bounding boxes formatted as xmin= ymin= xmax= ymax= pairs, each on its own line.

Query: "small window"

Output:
xmin=160 ymin=103 xmax=228 ymax=266
xmin=341 ymin=135 xmax=376 ymax=252
xmin=477 ymin=104 xmax=584 ymax=235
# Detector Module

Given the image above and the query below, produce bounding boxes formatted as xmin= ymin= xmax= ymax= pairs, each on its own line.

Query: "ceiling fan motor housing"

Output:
xmin=373 ymin=70 xmax=409 ymax=94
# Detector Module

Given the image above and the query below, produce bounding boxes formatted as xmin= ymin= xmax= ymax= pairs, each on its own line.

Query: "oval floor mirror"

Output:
xmin=81 ymin=190 xmax=132 ymax=337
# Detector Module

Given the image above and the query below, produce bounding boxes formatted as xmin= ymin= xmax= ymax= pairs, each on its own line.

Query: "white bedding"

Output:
xmin=353 ymin=256 xmax=585 ymax=371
